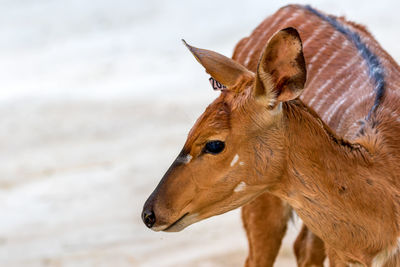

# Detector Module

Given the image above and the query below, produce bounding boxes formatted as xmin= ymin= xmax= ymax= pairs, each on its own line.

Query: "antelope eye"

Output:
xmin=204 ymin=140 xmax=225 ymax=154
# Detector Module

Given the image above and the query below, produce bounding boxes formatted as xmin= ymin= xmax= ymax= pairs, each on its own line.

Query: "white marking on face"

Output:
xmin=184 ymin=154 xmax=192 ymax=164
xmin=176 ymin=154 xmax=192 ymax=164
xmin=230 ymin=154 xmax=239 ymax=167
xmin=234 ymin=181 xmax=247 ymax=192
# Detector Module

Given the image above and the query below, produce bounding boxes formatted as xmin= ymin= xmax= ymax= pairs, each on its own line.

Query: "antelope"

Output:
xmin=142 ymin=5 xmax=400 ymax=267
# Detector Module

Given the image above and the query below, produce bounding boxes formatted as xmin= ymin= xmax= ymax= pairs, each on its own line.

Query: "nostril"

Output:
xmin=142 ymin=209 xmax=156 ymax=228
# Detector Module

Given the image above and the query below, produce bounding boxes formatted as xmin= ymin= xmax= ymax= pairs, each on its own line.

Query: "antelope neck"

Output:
xmin=270 ymin=100 xmax=399 ymax=263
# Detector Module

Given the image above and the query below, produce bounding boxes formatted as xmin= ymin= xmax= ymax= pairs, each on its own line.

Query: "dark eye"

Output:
xmin=204 ymin=140 xmax=225 ymax=154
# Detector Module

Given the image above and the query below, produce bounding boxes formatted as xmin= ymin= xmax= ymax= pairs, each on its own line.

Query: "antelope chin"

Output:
xmin=162 ymin=212 xmax=199 ymax=232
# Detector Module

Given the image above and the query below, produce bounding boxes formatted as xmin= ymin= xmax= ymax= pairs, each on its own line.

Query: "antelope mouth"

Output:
xmin=163 ymin=212 xmax=190 ymax=232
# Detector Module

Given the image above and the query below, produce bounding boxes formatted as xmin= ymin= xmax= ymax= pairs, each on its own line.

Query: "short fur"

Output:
xmin=233 ymin=5 xmax=400 ymax=266
xmin=143 ymin=5 xmax=400 ymax=267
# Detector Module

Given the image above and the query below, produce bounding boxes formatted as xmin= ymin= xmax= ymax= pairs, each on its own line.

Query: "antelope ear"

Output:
xmin=255 ymin=27 xmax=306 ymax=106
xmin=182 ymin=40 xmax=253 ymax=90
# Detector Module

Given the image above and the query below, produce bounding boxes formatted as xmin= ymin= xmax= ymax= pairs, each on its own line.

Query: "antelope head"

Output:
xmin=142 ymin=28 xmax=306 ymax=232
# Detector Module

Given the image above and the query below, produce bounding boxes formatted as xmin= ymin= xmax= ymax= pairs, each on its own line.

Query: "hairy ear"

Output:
xmin=182 ymin=40 xmax=253 ymax=90
xmin=255 ymin=27 xmax=306 ymax=106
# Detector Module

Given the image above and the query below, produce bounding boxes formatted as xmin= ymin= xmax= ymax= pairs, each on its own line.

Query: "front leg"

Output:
xmin=293 ymin=224 xmax=326 ymax=267
xmin=242 ymin=192 xmax=291 ymax=267
xmin=325 ymin=246 xmax=349 ymax=267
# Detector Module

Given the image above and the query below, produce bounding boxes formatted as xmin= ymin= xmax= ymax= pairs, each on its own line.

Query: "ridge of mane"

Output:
xmin=283 ymin=100 xmax=371 ymax=161
xmin=301 ymin=5 xmax=386 ymax=123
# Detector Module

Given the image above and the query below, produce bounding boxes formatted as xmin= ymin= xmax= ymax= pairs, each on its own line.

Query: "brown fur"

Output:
xmin=232 ymin=5 xmax=400 ymax=267
xmin=294 ymin=224 xmax=326 ymax=267
xmin=242 ymin=194 xmax=291 ymax=267
xmin=143 ymin=5 xmax=400 ymax=267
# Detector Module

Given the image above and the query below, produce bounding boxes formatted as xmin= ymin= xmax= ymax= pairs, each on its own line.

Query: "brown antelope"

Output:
xmin=142 ymin=5 xmax=400 ymax=267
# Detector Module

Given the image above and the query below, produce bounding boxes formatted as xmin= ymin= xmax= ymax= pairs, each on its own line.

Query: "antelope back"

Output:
xmin=233 ymin=5 xmax=400 ymax=140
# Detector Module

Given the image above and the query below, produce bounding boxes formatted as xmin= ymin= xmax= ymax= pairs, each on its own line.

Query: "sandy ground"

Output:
xmin=1 ymin=0 xmax=400 ymax=266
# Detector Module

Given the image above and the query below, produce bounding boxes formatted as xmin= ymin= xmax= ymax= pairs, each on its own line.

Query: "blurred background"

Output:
xmin=1 ymin=0 xmax=399 ymax=266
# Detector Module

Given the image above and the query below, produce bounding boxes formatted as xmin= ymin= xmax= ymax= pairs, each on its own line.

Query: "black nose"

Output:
xmin=142 ymin=209 xmax=156 ymax=228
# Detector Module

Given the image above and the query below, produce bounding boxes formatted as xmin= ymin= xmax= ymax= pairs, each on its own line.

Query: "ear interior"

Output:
xmin=183 ymin=40 xmax=253 ymax=90
xmin=255 ymin=27 xmax=306 ymax=105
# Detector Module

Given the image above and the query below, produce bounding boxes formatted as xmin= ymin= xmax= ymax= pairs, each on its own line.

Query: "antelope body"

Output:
xmin=143 ymin=5 xmax=400 ymax=266
xmin=234 ymin=5 xmax=400 ymax=267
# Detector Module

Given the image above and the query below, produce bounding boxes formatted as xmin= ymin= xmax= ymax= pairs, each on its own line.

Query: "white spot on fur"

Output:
xmin=371 ymin=237 xmax=400 ymax=267
xmin=239 ymin=161 xmax=245 ymax=166
xmin=177 ymin=154 xmax=192 ymax=164
xmin=184 ymin=154 xmax=192 ymax=164
xmin=230 ymin=154 xmax=239 ymax=167
xmin=151 ymin=224 xmax=169 ymax=232
xmin=270 ymin=102 xmax=282 ymax=115
xmin=234 ymin=181 xmax=247 ymax=192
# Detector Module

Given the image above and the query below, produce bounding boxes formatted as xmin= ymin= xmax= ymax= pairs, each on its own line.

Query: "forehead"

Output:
xmin=185 ymin=94 xmax=231 ymax=146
